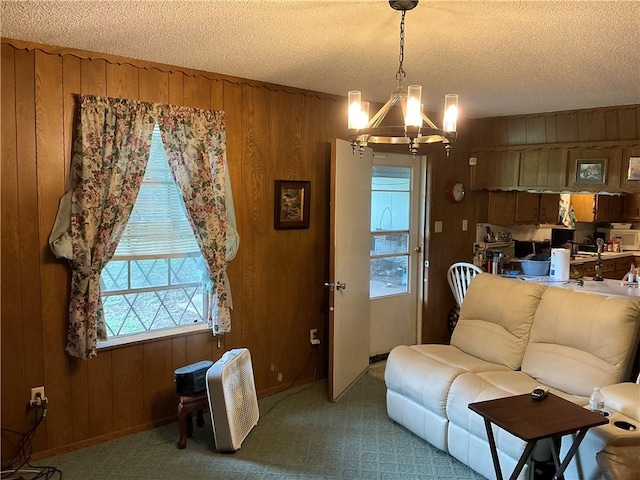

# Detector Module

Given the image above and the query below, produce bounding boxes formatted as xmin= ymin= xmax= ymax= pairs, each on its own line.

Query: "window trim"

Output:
xmin=97 ymin=322 xmax=210 ymax=350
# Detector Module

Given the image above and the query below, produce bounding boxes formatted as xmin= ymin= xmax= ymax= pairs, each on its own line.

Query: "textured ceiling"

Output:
xmin=1 ymin=0 xmax=639 ymax=118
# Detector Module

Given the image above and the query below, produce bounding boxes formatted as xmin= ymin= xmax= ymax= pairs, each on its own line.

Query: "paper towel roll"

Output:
xmin=550 ymin=248 xmax=570 ymax=281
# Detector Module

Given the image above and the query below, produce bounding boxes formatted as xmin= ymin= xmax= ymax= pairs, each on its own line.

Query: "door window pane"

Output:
xmin=370 ymin=165 xmax=411 ymax=298
xmin=370 ymin=233 xmax=409 ymax=256
xmin=370 ymin=256 xmax=408 ymax=297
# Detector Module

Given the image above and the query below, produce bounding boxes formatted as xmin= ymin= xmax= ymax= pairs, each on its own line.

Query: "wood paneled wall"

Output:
xmin=471 ymin=105 xmax=640 ymax=149
xmin=0 ymin=39 xmax=349 ymax=459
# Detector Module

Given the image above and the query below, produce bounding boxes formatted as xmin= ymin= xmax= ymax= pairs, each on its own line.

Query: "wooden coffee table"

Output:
xmin=469 ymin=393 xmax=608 ymax=480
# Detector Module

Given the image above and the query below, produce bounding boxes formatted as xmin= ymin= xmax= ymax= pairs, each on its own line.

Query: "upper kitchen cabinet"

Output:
xmin=488 ymin=191 xmax=517 ymax=225
xmin=470 ymin=152 xmax=519 ymax=190
xmin=619 ymin=147 xmax=640 ymax=191
xmin=539 ymin=194 xmax=561 ymax=223
xmin=519 ymin=150 xmax=567 ymax=188
xmin=571 ymin=193 xmax=624 ymax=223
xmin=566 ymin=148 xmax=622 ymax=191
xmin=488 ymin=191 xmax=558 ymax=225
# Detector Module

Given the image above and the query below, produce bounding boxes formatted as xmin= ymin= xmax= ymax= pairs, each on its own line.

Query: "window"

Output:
xmin=100 ymin=124 xmax=208 ymax=341
xmin=370 ymin=166 xmax=411 ymax=298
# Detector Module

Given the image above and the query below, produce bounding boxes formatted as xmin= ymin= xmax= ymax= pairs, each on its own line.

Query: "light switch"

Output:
xmin=469 ymin=157 xmax=477 ymax=165
xmin=434 ymin=221 xmax=443 ymax=233
xmin=462 ymin=219 xmax=468 ymax=231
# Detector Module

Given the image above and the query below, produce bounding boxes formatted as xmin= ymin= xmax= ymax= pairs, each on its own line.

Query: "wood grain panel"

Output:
xmin=87 ymin=352 xmax=114 ymax=436
xmin=80 ymin=58 xmax=107 ymax=96
xmin=15 ymin=48 xmax=48 ymax=453
xmin=556 ymin=112 xmax=578 ymax=142
xmin=143 ymin=340 xmax=174 ymax=422
xmin=577 ymin=110 xmax=590 ymax=141
xmin=171 ymin=336 xmax=187 ymax=373
xmin=486 ymin=118 xmax=508 ymax=146
xmin=210 ymin=79 xmax=224 ymax=111
xmin=240 ymin=84 xmax=271 ymax=391
xmin=588 ymin=109 xmax=606 ymax=141
xmin=112 ymin=346 xmax=144 ymax=430
xmin=139 ymin=68 xmax=169 ymax=104
xmin=185 ymin=331 xmax=214 ymax=364
xmin=618 ymin=106 xmax=637 ymax=140
xmin=168 ymin=71 xmax=184 ymax=105
xmin=545 ymin=114 xmax=557 ymax=143
xmin=606 ymin=109 xmax=619 ymax=141
xmin=1 ymin=44 xmax=29 ymax=460
xmin=63 ymin=55 xmax=80 ymax=184
xmin=507 ymin=117 xmax=526 ymax=145
xmin=107 ymin=63 xmax=138 ymax=99
xmin=525 ymin=116 xmax=546 ymax=144
xmin=35 ymin=49 xmax=74 ymax=450
xmin=184 ymin=75 xmax=211 ymax=110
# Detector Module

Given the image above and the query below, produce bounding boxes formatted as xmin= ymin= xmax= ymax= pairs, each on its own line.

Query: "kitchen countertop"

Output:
xmin=516 ymin=276 xmax=640 ymax=298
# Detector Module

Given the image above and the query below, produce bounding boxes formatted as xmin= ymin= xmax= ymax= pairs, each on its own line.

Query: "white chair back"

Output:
xmin=447 ymin=262 xmax=483 ymax=308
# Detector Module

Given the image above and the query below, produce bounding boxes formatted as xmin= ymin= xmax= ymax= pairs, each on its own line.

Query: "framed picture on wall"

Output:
xmin=628 ymin=156 xmax=640 ymax=181
xmin=274 ymin=180 xmax=310 ymax=229
xmin=575 ymin=159 xmax=607 ymax=184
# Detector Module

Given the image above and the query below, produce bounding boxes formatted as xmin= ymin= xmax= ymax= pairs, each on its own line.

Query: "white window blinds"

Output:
xmin=114 ymin=124 xmax=201 ymax=258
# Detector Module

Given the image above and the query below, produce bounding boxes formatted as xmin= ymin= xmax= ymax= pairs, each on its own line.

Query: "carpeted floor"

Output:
xmin=28 ymin=373 xmax=484 ymax=480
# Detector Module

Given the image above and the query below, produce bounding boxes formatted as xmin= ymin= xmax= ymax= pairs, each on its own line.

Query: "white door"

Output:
xmin=328 ymin=138 xmax=372 ymax=402
xmin=369 ymin=152 xmax=424 ymax=355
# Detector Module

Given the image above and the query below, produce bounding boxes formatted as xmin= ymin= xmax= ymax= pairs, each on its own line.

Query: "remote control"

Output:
xmin=531 ymin=386 xmax=549 ymax=401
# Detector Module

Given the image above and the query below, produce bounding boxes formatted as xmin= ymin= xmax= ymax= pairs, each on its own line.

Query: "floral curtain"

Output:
xmin=67 ymin=95 xmax=155 ymax=358
xmin=157 ymin=106 xmax=231 ymax=334
xmin=62 ymin=94 xmax=232 ymax=359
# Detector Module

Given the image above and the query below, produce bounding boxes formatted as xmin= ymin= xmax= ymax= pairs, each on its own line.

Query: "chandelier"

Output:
xmin=348 ymin=0 xmax=458 ymax=156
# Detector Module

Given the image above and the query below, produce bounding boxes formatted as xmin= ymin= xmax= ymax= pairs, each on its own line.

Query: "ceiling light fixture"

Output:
xmin=348 ymin=0 xmax=458 ymax=156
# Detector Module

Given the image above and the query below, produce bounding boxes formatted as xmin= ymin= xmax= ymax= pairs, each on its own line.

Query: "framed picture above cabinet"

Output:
xmin=620 ymin=148 xmax=640 ymax=190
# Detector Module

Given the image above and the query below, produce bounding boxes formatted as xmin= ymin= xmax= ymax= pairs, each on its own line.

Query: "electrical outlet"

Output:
xmin=29 ymin=386 xmax=46 ymax=407
xmin=277 ymin=373 xmax=283 ymax=382
xmin=310 ymin=328 xmax=320 ymax=345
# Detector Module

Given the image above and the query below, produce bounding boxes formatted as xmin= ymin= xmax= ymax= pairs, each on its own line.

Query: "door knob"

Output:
xmin=324 ymin=282 xmax=347 ymax=291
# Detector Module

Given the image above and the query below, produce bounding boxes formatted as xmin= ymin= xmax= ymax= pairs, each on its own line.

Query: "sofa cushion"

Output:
xmin=385 ymin=344 xmax=511 ymax=418
xmin=522 ymin=287 xmax=640 ymax=397
xmin=451 ymin=274 xmax=547 ymax=370
xmin=600 ymin=383 xmax=640 ymax=421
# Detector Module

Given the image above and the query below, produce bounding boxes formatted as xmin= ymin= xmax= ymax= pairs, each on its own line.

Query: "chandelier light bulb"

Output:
xmin=348 ymin=91 xmax=363 ymax=129
xmin=443 ymin=94 xmax=458 ymax=133
xmin=405 ymin=85 xmax=423 ymax=127
xmin=359 ymin=101 xmax=370 ymax=129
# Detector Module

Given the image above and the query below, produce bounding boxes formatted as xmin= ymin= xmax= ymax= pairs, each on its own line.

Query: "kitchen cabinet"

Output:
xmin=488 ymin=191 xmax=517 ymax=225
xmin=623 ymin=194 xmax=640 ymax=220
xmin=539 ymin=194 xmax=561 ymax=223
xmin=470 ymin=152 xmax=519 ymax=190
xmin=571 ymin=194 xmax=624 ymax=223
xmin=519 ymin=150 xmax=567 ymax=188
xmin=514 ymin=192 xmax=539 ymax=223
xmin=582 ymin=259 xmax=615 ymax=278
xmin=489 ymin=192 xmax=560 ymax=225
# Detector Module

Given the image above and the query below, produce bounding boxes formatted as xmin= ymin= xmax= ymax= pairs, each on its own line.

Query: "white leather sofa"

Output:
xmin=385 ymin=273 xmax=640 ymax=480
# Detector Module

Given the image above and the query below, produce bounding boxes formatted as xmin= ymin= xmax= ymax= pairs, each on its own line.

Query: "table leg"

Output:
xmin=483 ymin=418 xmax=538 ymax=480
xmin=552 ymin=429 xmax=588 ymax=480
xmin=483 ymin=419 xmax=504 ymax=480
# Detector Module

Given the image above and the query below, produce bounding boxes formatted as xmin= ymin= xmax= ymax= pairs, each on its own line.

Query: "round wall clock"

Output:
xmin=446 ymin=180 xmax=465 ymax=203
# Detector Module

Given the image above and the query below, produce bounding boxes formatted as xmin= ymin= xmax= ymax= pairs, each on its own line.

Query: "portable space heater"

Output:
xmin=206 ymin=348 xmax=259 ymax=452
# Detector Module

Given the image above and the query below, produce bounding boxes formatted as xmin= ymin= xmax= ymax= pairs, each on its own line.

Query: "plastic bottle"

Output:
xmin=589 ymin=387 xmax=605 ymax=415
xmin=627 ymin=263 xmax=636 ymax=283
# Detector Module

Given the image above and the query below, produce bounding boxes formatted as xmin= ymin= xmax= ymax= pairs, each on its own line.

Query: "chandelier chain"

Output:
xmin=396 ymin=10 xmax=407 ymax=85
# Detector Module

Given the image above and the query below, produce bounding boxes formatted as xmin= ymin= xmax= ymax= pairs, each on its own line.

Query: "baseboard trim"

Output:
xmin=30 ymin=416 xmax=176 ymax=461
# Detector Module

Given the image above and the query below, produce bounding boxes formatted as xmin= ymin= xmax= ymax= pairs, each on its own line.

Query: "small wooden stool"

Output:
xmin=177 ymin=391 xmax=208 ymax=449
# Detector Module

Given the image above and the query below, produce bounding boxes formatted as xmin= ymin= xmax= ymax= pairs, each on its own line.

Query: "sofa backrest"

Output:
xmin=521 ymin=287 xmax=640 ymax=397
xmin=451 ymin=274 xmax=547 ymax=370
